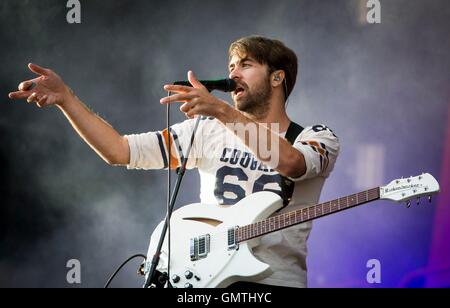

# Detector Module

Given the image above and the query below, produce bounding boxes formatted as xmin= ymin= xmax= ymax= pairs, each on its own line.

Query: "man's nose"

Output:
xmin=229 ymin=68 xmax=241 ymax=81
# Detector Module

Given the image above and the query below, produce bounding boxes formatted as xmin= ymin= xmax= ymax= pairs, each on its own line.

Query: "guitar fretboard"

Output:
xmin=235 ymin=187 xmax=380 ymax=243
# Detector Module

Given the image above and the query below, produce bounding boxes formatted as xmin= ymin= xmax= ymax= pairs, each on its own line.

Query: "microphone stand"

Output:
xmin=143 ymin=113 xmax=203 ymax=288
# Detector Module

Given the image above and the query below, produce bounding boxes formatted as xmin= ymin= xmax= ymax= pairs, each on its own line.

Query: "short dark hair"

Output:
xmin=229 ymin=36 xmax=298 ymax=98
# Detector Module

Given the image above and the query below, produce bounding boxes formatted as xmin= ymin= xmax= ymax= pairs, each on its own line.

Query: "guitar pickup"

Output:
xmin=227 ymin=226 xmax=239 ymax=250
xmin=190 ymin=234 xmax=210 ymax=261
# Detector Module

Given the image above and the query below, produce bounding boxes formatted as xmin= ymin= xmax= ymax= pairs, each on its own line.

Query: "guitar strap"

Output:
xmin=278 ymin=121 xmax=304 ymax=209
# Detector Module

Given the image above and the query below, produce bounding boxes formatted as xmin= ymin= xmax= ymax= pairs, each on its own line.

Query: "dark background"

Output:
xmin=0 ymin=0 xmax=449 ymax=287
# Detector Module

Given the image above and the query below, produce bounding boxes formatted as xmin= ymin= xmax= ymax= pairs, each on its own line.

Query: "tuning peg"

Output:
xmin=428 ymin=195 xmax=432 ymax=203
xmin=406 ymin=200 xmax=411 ymax=208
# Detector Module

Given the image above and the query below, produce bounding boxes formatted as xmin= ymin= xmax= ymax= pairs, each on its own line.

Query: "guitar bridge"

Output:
xmin=190 ymin=234 xmax=210 ymax=261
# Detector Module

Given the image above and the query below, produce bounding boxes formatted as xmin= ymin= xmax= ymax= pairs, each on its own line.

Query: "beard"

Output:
xmin=233 ymin=76 xmax=272 ymax=120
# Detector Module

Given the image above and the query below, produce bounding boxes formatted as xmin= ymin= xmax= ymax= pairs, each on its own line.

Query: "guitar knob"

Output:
xmin=172 ymin=275 xmax=180 ymax=283
xmin=184 ymin=283 xmax=193 ymax=288
xmin=158 ymin=272 xmax=168 ymax=285
xmin=185 ymin=270 xmax=193 ymax=279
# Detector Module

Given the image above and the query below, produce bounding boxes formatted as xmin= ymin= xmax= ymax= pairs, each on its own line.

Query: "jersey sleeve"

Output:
xmin=124 ymin=119 xmax=201 ymax=170
xmin=289 ymin=124 xmax=340 ymax=181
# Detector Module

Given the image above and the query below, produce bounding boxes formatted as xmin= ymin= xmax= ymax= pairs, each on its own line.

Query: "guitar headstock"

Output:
xmin=380 ymin=173 xmax=440 ymax=206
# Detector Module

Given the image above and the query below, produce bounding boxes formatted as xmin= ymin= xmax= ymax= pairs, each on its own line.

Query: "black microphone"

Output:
xmin=173 ymin=78 xmax=237 ymax=92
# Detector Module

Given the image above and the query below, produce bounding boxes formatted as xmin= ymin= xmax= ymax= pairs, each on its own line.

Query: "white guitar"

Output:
xmin=143 ymin=173 xmax=440 ymax=288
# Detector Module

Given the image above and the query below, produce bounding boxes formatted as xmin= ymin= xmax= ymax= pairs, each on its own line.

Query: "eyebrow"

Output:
xmin=228 ymin=57 xmax=255 ymax=70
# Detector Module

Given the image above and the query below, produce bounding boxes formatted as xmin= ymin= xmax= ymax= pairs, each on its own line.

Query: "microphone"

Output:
xmin=173 ymin=78 xmax=237 ymax=92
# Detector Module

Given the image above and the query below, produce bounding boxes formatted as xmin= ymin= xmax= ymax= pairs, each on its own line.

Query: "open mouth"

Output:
xmin=234 ymin=86 xmax=245 ymax=97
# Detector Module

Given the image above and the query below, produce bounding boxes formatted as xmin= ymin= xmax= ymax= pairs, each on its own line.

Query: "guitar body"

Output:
xmin=145 ymin=191 xmax=284 ymax=288
xmin=143 ymin=173 xmax=439 ymax=288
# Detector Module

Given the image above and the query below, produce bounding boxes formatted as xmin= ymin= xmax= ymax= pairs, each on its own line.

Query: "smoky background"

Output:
xmin=0 ymin=0 xmax=449 ymax=287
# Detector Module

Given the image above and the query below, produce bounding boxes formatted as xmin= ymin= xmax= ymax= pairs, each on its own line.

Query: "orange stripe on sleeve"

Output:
xmin=307 ymin=141 xmax=325 ymax=155
xmin=162 ymin=129 xmax=180 ymax=169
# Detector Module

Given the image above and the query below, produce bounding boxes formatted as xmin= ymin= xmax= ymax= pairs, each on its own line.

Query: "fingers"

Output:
xmin=160 ymin=93 xmax=197 ymax=104
xmin=12 ymin=91 xmax=49 ymax=107
xmin=8 ymin=89 xmax=53 ymax=108
xmin=187 ymin=71 xmax=205 ymax=89
xmin=37 ymin=95 xmax=48 ymax=106
xmin=180 ymin=102 xmax=195 ymax=113
xmin=18 ymin=78 xmax=39 ymax=91
xmin=8 ymin=90 xmax=32 ymax=100
xmin=185 ymin=105 xmax=199 ymax=119
xmin=8 ymin=63 xmax=51 ymax=101
xmin=28 ymin=63 xmax=50 ymax=76
xmin=164 ymin=84 xmax=194 ymax=93
xmin=27 ymin=93 xmax=47 ymax=105
xmin=180 ymin=102 xmax=201 ymax=119
xmin=27 ymin=92 xmax=38 ymax=103
xmin=9 ymin=77 xmax=40 ymax=99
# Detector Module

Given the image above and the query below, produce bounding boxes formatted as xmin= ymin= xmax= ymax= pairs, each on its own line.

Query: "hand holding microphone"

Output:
xmin=173 ymin=78 xmax=236 ymax=93
xmin=161 ymin=71 xmax=234 ymax=119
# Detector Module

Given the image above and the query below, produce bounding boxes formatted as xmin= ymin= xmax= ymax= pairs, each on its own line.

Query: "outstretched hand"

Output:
xmin=8 ymin=63 xmax=71 ymax=108
xmin=160 ymin=71 xmax=230 ymax=119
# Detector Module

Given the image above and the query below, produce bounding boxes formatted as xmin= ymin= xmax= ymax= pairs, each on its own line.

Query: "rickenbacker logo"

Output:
xmin=384 ymin=183 xmax=422 ymax=193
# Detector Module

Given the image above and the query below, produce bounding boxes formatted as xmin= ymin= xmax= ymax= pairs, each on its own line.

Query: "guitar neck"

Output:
xmin=235 ymin=187 xmax=380 ymax=244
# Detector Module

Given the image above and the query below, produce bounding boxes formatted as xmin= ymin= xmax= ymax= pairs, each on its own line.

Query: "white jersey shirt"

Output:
xmin=125 ymin=117 xmax=340 ymax=288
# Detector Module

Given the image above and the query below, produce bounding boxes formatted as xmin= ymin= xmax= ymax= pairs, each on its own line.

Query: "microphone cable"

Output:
xmin=104 ymin=254 xmax=147 ymax=288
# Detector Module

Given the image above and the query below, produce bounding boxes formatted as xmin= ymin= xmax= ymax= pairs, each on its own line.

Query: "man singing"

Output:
xmin=9 ymin=36 xmax=339 ymax=288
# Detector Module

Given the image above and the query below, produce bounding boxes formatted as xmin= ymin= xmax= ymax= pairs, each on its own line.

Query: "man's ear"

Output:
xmin=271 ymin=70 xmax=285 ymax=87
